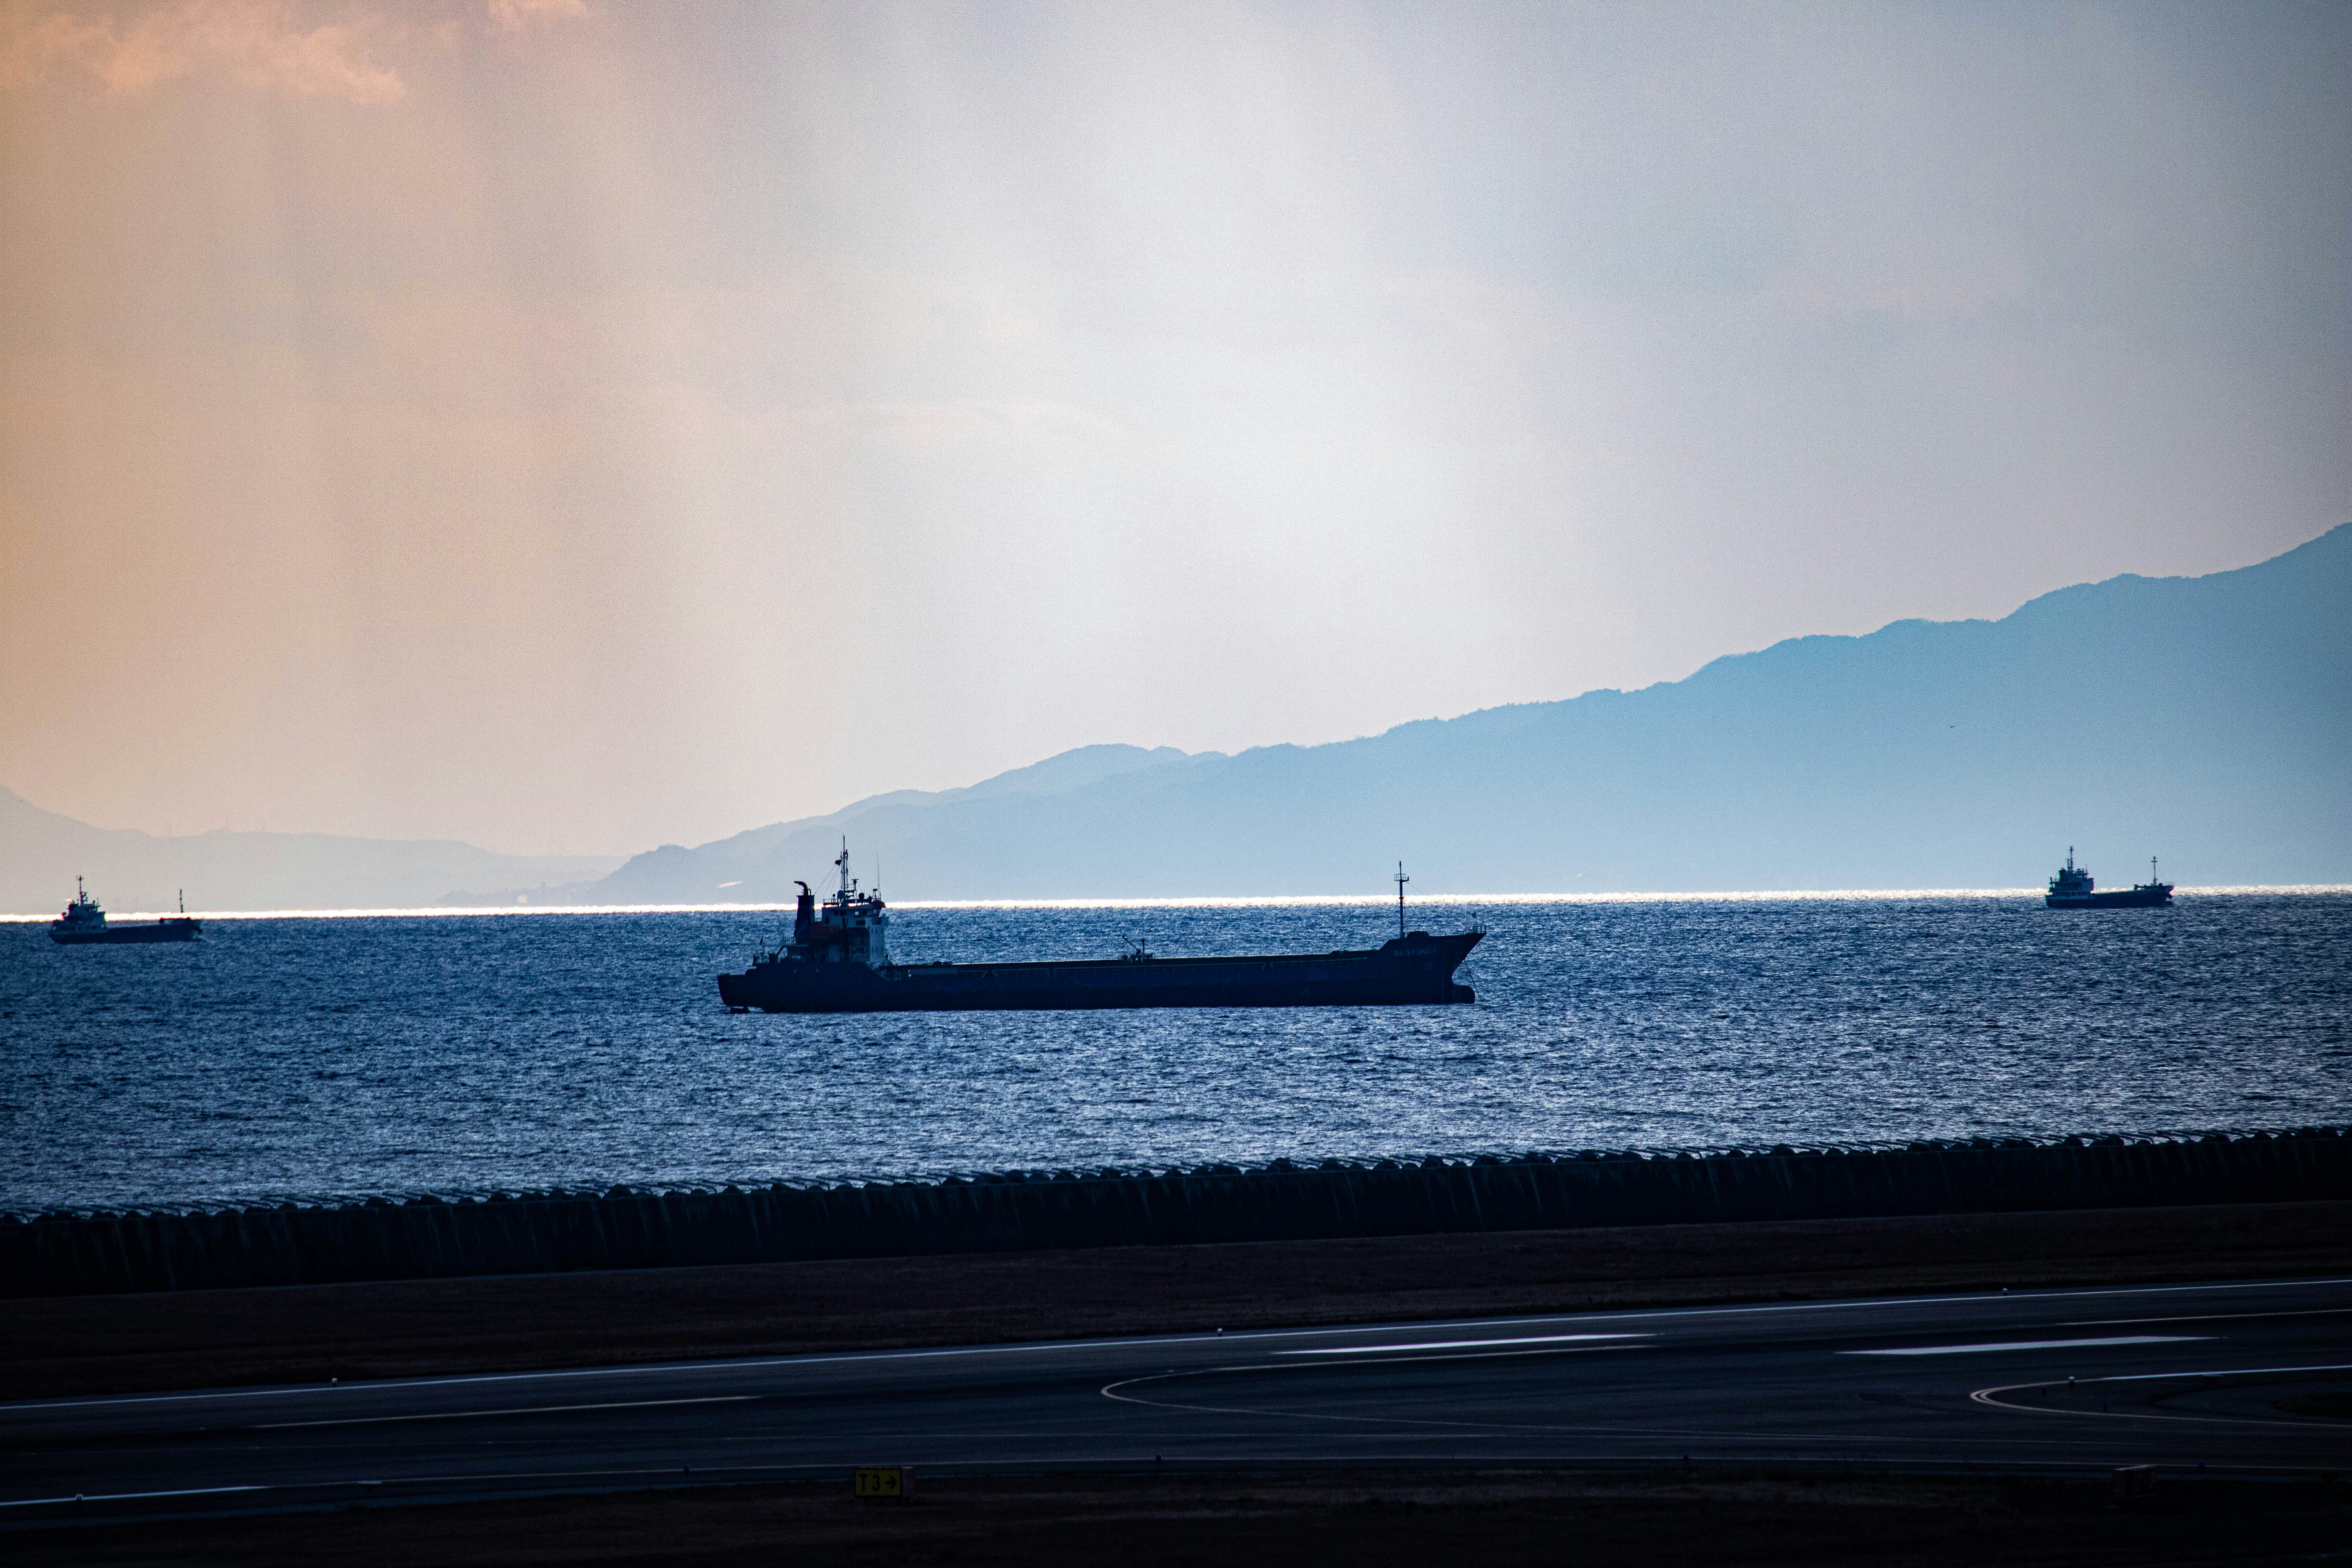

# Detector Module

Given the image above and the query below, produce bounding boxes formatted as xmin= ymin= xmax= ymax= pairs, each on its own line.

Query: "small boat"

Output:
xmin=48 ymin=879 xmax=203 ymax=945
xmin=2044 ymin=849 xmax=2172 ymax=910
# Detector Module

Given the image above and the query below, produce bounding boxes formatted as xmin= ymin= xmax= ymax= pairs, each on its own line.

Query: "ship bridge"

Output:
xmin=793 ymin=842 xmax=892 ymax=965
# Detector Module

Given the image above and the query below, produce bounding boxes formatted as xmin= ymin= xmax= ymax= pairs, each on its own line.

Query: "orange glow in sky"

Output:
xmin=4 ymin=1 xmax=2346 ymax=854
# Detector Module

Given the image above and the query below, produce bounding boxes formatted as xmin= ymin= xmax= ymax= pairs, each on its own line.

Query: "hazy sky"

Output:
xmin=4 ymin=0 xmax=2346 ymax=855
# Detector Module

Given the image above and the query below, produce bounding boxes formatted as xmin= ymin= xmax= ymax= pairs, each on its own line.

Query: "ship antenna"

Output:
xmin=1395 ymin=861 xmax=1409 ymax=940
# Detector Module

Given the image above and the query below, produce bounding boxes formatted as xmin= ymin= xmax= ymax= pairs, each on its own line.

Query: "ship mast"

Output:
xmin=1395 ymin=861 xmax=1409 ymax=940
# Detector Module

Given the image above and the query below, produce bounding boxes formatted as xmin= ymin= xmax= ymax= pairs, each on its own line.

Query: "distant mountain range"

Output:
xmin=8 ymin=525 xmax=2345 ymax=912
xmin=561 ymin=522 xmax=2352 ymax=900
xmin=0 ymin=790 xmax=625 ymax=915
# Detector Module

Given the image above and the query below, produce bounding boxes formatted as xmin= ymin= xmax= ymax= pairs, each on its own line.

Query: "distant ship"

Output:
xmin=48 ymin=879 xmax=203 ymax=944
xmin=2044 ymin=849 xmax=2173 ymax=909
xmin=717 ymin=848 xmax=1481 ymax=1013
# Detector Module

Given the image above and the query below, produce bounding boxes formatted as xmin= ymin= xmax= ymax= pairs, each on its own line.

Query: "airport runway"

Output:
xmin=5 ymin=1274 xmax=2347 ymax=1527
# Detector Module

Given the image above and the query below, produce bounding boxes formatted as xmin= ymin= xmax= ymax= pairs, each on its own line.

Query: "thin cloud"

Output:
xmin=485 ymin=0 xmax=584 ymax=34
xmin=0 ymin=0 xmax=403 ymax=103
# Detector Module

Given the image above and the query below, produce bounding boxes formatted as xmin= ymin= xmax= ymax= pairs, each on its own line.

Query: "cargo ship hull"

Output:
xmin=2045 ymin=887 xmax=2172 ymax=909
xmin=49 ymin=918 xmax=201 ymax=945
xmin=719 ymin=931 xmax=1481 ymax=1014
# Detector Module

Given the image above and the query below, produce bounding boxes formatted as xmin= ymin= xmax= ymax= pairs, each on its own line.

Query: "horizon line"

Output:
xmin=5 ymin=885 xmax=2348 ymax=921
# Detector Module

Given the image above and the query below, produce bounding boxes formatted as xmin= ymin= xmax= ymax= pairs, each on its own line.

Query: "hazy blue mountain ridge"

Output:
xmin=599 ymin=524 xmax=2347 ymax=900
xmin=589 ymin=744 xmax=1203 ymax=902
xmin=9 ymin=527 xmax=2341 ymax=911
xmin=0 ymin=788 xmax=626 ymax=915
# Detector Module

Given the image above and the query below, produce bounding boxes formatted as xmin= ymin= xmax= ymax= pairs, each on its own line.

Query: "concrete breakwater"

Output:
xmin=5 ymin=1128 xmax=2345 ymax=1299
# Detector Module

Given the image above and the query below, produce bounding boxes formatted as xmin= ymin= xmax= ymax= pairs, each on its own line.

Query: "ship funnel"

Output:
xmin=793 ymin=880 xmax=815 ymax=940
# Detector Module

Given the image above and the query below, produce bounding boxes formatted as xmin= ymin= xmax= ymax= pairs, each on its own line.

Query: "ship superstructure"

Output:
xmin=717 ymin=846 xmax=1481 ymax=1014
xmin=771 ymin=844 xmax=894 ymax=967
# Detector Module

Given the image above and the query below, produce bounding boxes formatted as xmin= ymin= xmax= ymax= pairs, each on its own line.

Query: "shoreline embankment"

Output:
xmin=6 ymin=1127 xmax=2343 ymax=1299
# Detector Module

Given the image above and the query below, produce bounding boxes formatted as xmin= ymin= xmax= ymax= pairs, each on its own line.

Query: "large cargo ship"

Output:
xmin=2044 ymin=849 xmax=2173 ymax=909
xmin=717 ymin=849 xmax=1481 ymax=1013
xmin=48 ymin=880 xmax=202 ymax=945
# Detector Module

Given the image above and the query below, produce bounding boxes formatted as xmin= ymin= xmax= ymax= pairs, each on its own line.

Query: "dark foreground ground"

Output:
xmin=10 ymin=1202 xmax=2349 ymax=1564
xmin=6 ymin=1200 xmax=2347 ymax=1400
xmin=13 ymin=1470 xmax=2352 ymax=1567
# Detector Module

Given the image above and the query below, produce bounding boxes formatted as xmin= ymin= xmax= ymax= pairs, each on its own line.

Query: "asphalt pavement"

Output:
xmin=6 ymin=1274 xmax=2347 ymax=1528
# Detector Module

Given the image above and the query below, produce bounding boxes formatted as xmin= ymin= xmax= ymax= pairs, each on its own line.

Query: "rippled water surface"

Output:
xmin=3 ymin=892 xmax=2345 ymax=1212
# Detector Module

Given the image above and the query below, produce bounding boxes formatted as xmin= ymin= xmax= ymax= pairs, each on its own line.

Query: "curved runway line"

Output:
xmin=1969 ymin=1368 xmax=2351 ymax=1431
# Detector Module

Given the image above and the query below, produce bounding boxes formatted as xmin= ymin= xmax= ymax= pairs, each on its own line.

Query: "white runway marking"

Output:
xmin=9 ymin=1276 xmax=2341 ymax=1415
xmin=2092 ymin=1361 xmax=2352 ymax=1383
xmin=254 ymin=1394 xmax=757 ymax=1429
xmin=0 ymin=1484 xmax=269 ymax=1510
xmin=1844 ymin=1335 xmax=2210 ymax=1357
xmin=2063 ymin=1309 xmax=2349 ymax=1326
xmin=1280 ymin=1334 xmax=1648 ymax=1356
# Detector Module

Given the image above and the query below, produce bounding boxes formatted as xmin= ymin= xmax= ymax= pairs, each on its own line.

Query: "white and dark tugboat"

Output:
xmin=48 ymin=878 xmax=202 ymax=945
xmin=2044 ymin=849 xmax=2173 ymax=910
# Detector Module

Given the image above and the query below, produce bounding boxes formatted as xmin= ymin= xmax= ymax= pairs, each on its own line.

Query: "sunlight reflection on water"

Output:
xmin=3 ymin=891 xmax=2344 ymax=1212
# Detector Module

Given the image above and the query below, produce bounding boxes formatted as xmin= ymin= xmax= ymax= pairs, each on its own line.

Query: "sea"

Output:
xmin=4 ymin=890 xmax=2346 ymax=1216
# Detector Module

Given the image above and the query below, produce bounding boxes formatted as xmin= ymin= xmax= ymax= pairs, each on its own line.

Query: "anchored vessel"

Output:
xmin=2044 ymin=849 xmax=2173 ymax=910
xmin=48 ymin=879 xmax=202 ymax=945
xmin=717 ymin=850 xmax=1481 ymax=1013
